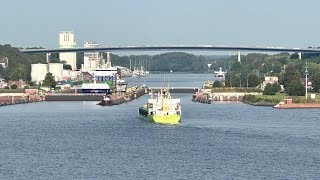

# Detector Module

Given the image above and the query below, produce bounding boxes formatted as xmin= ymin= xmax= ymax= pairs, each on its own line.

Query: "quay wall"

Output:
xmin=0 ymin=93 xmax=43 ymax=106
xmin=45 ymin=88 xmax=147 ymax=102
xmin=211 ymin=92 xmax=262 ymax=101
xmin=192 ymin=92 xmax=262 ymax=104
xmin=45 ymin=94 xmax=104 ymax=101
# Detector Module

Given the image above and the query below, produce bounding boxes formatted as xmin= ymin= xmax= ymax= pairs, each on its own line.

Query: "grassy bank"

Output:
xmin=211 ymin=87 xmax=262 ymax=93
xmin=244 ymin=93 xmax=320 ymax=104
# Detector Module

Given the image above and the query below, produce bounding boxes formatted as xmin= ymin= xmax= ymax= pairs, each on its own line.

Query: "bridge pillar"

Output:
xmin=298 ymin=52 xmax=302 ymax=60
xmin=46 ymin=53 xmax=51 ymax=63
xmin=106 ymin=51 xmax=111 ymax=67
xmin=237 ymin=51 xmax=241 ymax=63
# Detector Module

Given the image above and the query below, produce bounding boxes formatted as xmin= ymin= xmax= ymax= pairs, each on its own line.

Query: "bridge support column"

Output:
xmin=237 ymin=51 xmax=241 ymax=63
xmin=46 ymin=53 xmax=51 ymax=63
xmin=106 ymin=51 xmax=111 ymax=67
xmin=298 ymin=52 xmax=302 ymax=60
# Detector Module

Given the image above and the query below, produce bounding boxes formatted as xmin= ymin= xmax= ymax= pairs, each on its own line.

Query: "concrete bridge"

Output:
xmin=20 ymin=45 xmax=317 ymax=63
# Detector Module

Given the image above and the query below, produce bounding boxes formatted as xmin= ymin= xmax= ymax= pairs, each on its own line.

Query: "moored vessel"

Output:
xmin=138 ymin=86 xmax=181 ymax=125
xmin=214 ymin=67 xmax=226 ymax=77
xmin=80 ymin=80 xmax=111 ymax=94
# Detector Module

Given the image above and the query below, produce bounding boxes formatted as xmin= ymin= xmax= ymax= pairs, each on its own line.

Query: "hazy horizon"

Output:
xmin=1 ymin=0 xmax=319 ymax=49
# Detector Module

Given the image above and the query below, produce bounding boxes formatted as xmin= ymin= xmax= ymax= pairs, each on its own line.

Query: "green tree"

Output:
xmin=76 ymin=52 xmax=84 ymax=69
xmin=230 ymin=61 xmax=243 ymax=73
xmin=311 ymin=71 xmax=320 ymax=92
xmin=8 ymin=64 xmax=30 ymax=81
xmin=60 ymin=60 xmax=72 ymax=70
xmin=286 ymin=80 xmax=305 ymax=96
xmin=10 ymin=84 xmax=17 ymax=89
xmin=263 ymin=83 xmax=280 ymax=95
xmin=0 ymin=44 xmax=46 ymax=83
xmin=42 ymin=72 xmax=57 ymax=88
xmin=0 ymin=65 xmax=5 ymax=78
xmin=281 ymin=65 xmax=301 ymax=89
xmin=212 ymin=80 xmax=222 ymax=87
xmin=247 ymin=74 xmax=260 ymax=87
xmin=191 ymin=56 xmax=208 ymax=73
xmin=225 ymin=71 xmax=239 ymax=87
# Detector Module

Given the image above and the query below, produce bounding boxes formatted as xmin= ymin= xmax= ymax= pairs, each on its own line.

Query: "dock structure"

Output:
xmin=45 ymin=87 xmax=147 ymax=102
xmin=45 ymin=93 xmax=105 ymax=101
xmin=148 ymin=87 xmax=199 ymax=93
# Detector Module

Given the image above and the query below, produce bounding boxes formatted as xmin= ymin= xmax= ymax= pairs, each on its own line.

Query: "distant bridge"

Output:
xmin=20 ymin=45 xmax=320 ymax=54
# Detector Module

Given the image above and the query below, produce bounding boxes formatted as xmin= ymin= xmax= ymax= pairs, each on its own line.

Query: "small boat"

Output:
xmin=214 ymin=67 xmax=226 ymax=77
xmin=98 ymin=95 xmax=126 ymax=106
xmin=138 ymin=85 xmax=181 ymax=125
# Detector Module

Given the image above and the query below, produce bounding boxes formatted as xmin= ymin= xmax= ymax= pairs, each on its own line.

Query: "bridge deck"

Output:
xmin=20 ymin=46 xmax=320 ymax=54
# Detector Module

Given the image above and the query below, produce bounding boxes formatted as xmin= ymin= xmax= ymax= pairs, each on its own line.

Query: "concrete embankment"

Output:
xmin=0 ymin=93 xmax=44 ymax=107
xmin=243 ymin=101 xmax=276 ymax=107
xmin=192 ymin=91 xmax=262 ymax=104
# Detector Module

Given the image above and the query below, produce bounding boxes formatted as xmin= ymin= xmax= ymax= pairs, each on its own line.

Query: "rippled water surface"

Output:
xmin=0 ymin=74 xmax=319 ymax=179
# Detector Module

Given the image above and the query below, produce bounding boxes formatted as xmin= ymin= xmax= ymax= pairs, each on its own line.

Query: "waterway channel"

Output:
xmin=0 ymin=73 xmax=319 ymax=179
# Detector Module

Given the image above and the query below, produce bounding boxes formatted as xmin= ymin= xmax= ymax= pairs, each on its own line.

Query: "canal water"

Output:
xmin=0 ymin=74 xmax=319 ymax=179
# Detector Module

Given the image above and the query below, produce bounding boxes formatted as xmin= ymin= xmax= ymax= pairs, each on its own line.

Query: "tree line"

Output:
xmin=220 ymin=52 xmax=320 ymax=96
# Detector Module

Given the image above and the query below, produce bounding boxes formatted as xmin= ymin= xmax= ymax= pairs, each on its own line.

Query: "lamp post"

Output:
xmin=305 ymin=61 xmax=308 ymax=99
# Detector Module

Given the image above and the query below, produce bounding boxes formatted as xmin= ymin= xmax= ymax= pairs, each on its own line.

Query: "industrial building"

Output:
xmin=31 ymin=63 xmax=67 ymax=82
xmin=82 ymin=42 xmax=103 ymax=71
xmin=48 ymin=63 xmax=63 ymax=81
xmin=31 ymin=64 xmax=49 ymax=82
xmin=59 ymin=31 xmax=77 ymax=70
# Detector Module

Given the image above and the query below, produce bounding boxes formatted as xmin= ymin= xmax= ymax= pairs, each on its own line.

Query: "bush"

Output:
xmin=212 ymin=80 xmax=222 ymax=87
xmin=243 ymin=94 xmax=261 ymax=103
xmin=10 ymin=84 xmax=17 ymax=89
xmin=263 ymin=83 xmax=280 ymax=95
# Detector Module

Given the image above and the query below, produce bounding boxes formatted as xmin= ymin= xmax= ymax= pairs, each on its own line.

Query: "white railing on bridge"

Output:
xmin=148 ymin=87 xmax=199 ymax=90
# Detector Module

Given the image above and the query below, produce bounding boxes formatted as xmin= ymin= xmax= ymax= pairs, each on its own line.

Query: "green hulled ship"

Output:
xmin=139 ymin=86 xmax=181 ymax=125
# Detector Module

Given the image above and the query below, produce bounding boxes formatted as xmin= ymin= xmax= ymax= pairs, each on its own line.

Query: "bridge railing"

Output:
xmin=148 ymin=87 xmax=199 ymax=90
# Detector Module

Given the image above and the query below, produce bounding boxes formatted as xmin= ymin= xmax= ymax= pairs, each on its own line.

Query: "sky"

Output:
xmin=0 ymin=0 xmax=319 ymax=49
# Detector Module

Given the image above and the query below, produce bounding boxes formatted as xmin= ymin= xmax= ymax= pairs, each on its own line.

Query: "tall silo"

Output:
xmin=48 ymin=63 xmax=63 ymax=81
xmin=31 ymin=64 xmax=48 ymax=82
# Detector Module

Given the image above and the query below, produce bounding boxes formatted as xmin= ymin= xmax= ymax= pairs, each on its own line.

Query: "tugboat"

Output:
xmin=138 ymin=85 xmax=181 ymax=125
xmin=98 ymin=94 xmax=126 ymax=106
